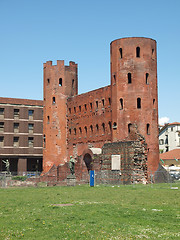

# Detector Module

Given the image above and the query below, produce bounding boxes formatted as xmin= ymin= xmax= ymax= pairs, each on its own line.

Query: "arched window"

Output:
xmin=84 ymin=126 xmax=87 ymax=135
xmin=136 ymin=47 xmax=140 ymax=58
xmin=102 ymin=123 xmax=105 ymax=133
xmin=120 ymin=98 xmax=123 ymax=110
xmin=79 ymin=127 xmax=82 ymax=134
xmin=96 ymin=124 xmax=99 ymax=132
xmin=74 ymin=128 xmax=76 ymax=135
xmin=52 ymin=97 xmax=56 ymax=104
xmin=72 ymin=79 xmax=75 ymax=88
xmin=128 ymin=73 xmax=131 ymax=84
xmin=146 ymin=73 xmax=149 ymax=84
xmin=47 ymin=116 xmax=50 ymax=124
xmin=137 ymin=98 xmax=141 ymax=109
xmin=119 ymin=48 xmax=122 ymax=58
xmin=59 ymin=78 xmax=62 ymax=86
xmin=113 ymin=74 xmax=116 ymax=84
xmin=128 ymin=123 xmax=132 ymax=133
xmin=47 ymin=78 xmax=50 ymax=84
xmin=147 ymin=124 xmax=150 ymax=135
xmin=108 ymin=121 xmax=112 ymax=131
xmin=113 ymin=122 xmax=117 ymax=129
xmin=153 ymin=99 xmax=155 ymax=107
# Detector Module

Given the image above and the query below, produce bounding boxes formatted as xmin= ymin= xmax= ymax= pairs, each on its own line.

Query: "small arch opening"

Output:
xmin=47 ymin=78 xmax=50 ymax=84
xmin=147 ymin=124 xmax=150 ymax=135
xmin=113 ymin=74 xmax=116 ymax=84
xmin=153 ymin=99 xmax=155 ymax=107
xmin=113 ymin=122 xmax=117 ymax=129
xmin=79 ymin=106 xmax=81 ymax=112
xmin=108 ymin=98 xmax=111 ymax=105
xmin=108 ymin=121 xmax=112 ymax=131
xmin=74 ymin=128 xmax=76 ymax=135
xmin=119 ymin=48 xmax=122 ymax=58
xmin=128 ymin=123 xmax=132 ymax=133
xmin=136 ymin=47 xmax=140 ymax=58
xmin=59 ymin=78 xmax=62 ymax=86
xmin=74 ymin=107 xmax=76 ymax=113
xmin=96 ymin=101 xmax=98 ymax=108
xmin=128 ymin=73 xmax=131 ymax=84
xmin=146 ymin=73 xmax=149 ymax=84
xmin=83 ymin=153 xmax=93 ymax=172
xmin=47 ymin=116 xmax=50 ymax=124
xmin=72 ymin=79 xmax=75 ymax=88
xmin=120 ymin=98 xmax=123 ymax=110
xmin=137 ymin=98 xmax=141 ymax=109
xmin=79 ymin=127 xmax=82 ymax=134
xmin=90 ymin=125 xmax=93 ymax=133
xmin=84 ymin=126 xmax=87 ymax=135
xmin=102 ymin=123 xmax=105 ymax=133
xmin=102 ymin=99 xmax=105 ymax=107
xmin=96 ymin=124 xmax=99 ymax=132
xmin=52 ymin=97 xmax=56 ymax=104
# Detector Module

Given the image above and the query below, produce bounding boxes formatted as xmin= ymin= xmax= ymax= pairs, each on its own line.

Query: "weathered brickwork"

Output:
xmin=43 ymin=37 xmax=159 ymax=182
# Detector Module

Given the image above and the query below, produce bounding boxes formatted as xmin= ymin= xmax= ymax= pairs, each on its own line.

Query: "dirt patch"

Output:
xmin=52 ymin=204 xmax=73 ymax=207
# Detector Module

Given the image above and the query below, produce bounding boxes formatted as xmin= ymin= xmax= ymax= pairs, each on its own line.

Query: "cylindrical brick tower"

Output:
xmin=43 ymin=60 xmax=78 ymax=173
xmin=110 ymin=37 xmax=159 ymax=173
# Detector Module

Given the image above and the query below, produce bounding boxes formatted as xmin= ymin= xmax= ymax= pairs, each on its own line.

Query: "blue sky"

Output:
xmin=0 ymin=0 xmax=179 ymax=124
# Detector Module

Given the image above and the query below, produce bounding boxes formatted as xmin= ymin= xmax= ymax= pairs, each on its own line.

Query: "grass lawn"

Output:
xmin=0 ymin=183 xmax=180 ymax=239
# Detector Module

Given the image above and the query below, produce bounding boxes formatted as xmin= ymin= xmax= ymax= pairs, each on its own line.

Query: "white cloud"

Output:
xmin=159 ymin=117 xmax=170 ymax=125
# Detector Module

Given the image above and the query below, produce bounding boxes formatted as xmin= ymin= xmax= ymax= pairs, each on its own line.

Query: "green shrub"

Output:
xmin=12 ymin=175 xmax=27 ymax=181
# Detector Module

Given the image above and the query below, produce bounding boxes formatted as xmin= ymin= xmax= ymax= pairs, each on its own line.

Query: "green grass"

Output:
xmin=0 ymin=183 xmax=180 ymax=239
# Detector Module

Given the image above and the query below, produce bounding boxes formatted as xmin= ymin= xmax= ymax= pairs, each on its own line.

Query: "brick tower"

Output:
xmin=110 ymin=37 xmax=159 ymax=173
xmin=43 ymin=60 xmax=78 ymax=172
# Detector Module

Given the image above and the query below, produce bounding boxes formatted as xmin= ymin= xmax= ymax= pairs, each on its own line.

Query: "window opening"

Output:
xmin=113 ymin=74 xmax=116 ymax=84
xmin=96 ymin=101 xmax=98 ymax=108
xmin=108 ymin=98 xmax=111 ymax=105
xmin=90 ymin=103 xmax=92 ymax=109
xmin=79 ymin=106 xmax=81 ymax=112
xmin=28 ymin=123 xmax=34 ymax=133
xmin=69 ymin=129 xmax=71 ymax=135
xmin=43 ymin=134 xmax=46 ymax=148
xmin=128 ymin=73 xmax=131 ymax=84
xmin=113 ymin=122 xmax=117 ymax=129
xmin=59 ymin=78 xmax=62 ymax=86
xmin=28 ymin=137 xmax=34 ymax=147
xmin=0 ymin=108 xmax=4 ymax=119
xmin=119 ymin=48 xmax=122 ymax=58
xmin=52 ymin=97 xmax=56 ymax=104
xmin=14 ymin=123 xmax=19 ymax=133
xmin=79 ymin=127 xmax=82 ymax=134
xmin=72 ymin=79 xmax=75 ymax=88
xmin=146 ymin=73 xmax=149 ymax=84
xmin=108 ymin=121 xmax=112 ymax=131
xmin=0 ymin=136 xmax=4 ymax=147
xmin=74 ymin=128 xmax=76 ymax=135
xmin=14 ymin=109 xmax=20 ymax=119
xmin=84 ymin=104 xmax=87 ymax=111
xmin=13 ymin=137 xmax=19 ymax=147
xmin=90 ymin=125 xmax=93 ymax=133
xmin=102 ymin=123 xmax=105 ymax=133
xmin=153 ymin=99 xmax=155 ymax=106
xmin=102 ymin=99 xmax=105 ymax=107
xmin=137 ymin=98 xmax=141 ymax=109
xmin=120 ymin=98 xmax=123 ymax=110
xmin=152 ymin=48 xmax=154 ymax=57
xmin=147 ymin=124 xmax=150 ymax=135
xmin=128 ymin=123 xmax=132 ymax=133
xmin=96 ymin=124 xmax=99 ymax=132
xmin=69 ymin=108 xmax=71 ymax=114
xmin=85 ymin=126 xmax=87 ymax=135
xmin=47 ymin=116 xmax=50 ymax=123
xmin=73 ymin=107 xmax=76 ymax=113
xmin=47 ymin=78 xmax=50 ymax=84
xmin=0 ymin=122 xmax=4 ymax=132
xmin=171 ymin=127 xmax=173 ymax=132
xmin=136 ymin=47 xmax=140 ymax=58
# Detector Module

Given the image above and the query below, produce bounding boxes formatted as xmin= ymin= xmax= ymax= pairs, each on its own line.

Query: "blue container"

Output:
xmin=90 ymin=170 xmax=95 ymax=187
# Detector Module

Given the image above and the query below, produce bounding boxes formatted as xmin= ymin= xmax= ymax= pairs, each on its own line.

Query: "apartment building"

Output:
xmin=0 ymin=97 xmax=43 ymax=174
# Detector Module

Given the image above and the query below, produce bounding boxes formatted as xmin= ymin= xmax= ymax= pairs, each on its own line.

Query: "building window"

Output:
xmin=69 ymin=108 xmax=71 ymax=114
xmin=153 ymin=99 xmax=155 ymax=107
xmin=79 ymin=127 xmax=82 ymax=134
xmin=147 ymin=124 xmax=150 ymax=135
xmin=72 ymin=79 xmax=75 ymax=88
xmin=52 ymin=97 xmax=56 ymax=104
xmin=14 ymin=109 xmax=19 ymax=120
xmin=128 ymin=123 xmax=132 ymax=133
xmin=28 ymin=123 xmax=34 ymax=133
xmin=102 ymin=123 xmax=105 ymax=134
xmin=136 ymin=47 xmax=140 ymax=58
xmin=113 ymin=74 xmax=116 ymax=84
xmin=120 ymin=98 xmax=123 ymax=110
xmin=13 ymin=137 xmax=19 ymax=147
xmin=14 ymin=123 xmax=19 ymax=133
xmin=165 ymin=146 xmax=169 ymax=152
xmin=113 ymin=122 xmax=117 ymax=129
xmin=47 ymin=78 xmax=50 ymax=84
xmin=152 ymin=49 xmax=155 ymax=58
xmin=119 ymin=48 xmax=122 ymax=58
xmin=0 ymin=122 xmax=4 ymax=132
xmin=96 ymin=124 xmax=99 ymax=133
xmin=84 ymin=104 xmax=87 ymax=111
xmin=69 ymin=129 xmax=71 ymax=135
xmin=108 ymin=121 xmax=112 ymax=131
xmin=159 ymin=139 xmax=164 ymax=145
xmin=74 ymin=128 xmax=76 ymax=135
xmin=146 ymin=73 xmax=149 ymax=84
xmin=79 ymin=106 xmax=81 ymax=112
xmin=108 ymin=98 xmax=111 ymax=105
xmin=84 ymin=126 xmax=87 ymax=135
xmin=137 ymin=98 xmax=141 ymax=109
xmin=43 ymin=134 xmax=46 ymax=148
xmin=90 ymin=103 xmax=92 ymax=110
xmin=0 ymin=108 xmax=4 ymax=119
xmin=165 ymin=135 xmax=168 ymax=144
xmin=47 ymin=116 xmax=50 ymax=124
xmin=0 ymin=136 xmax=4 ymax=147
xmin=102 ymin=99 xmax=105 ymax=107
xmin=28 ymin=137 xmax=34 ymax=147
xmin=59 ymin=78 xmax=62 ymax=86
xmin=90 ymin=125 xmax=93 ymax=134
xmin=96 ymin=101 xmax=98 ymax=108
xmin=28 ymin=110 xmax=34 ymax=120
xmin=128 ymin=73 xmax=131 ymax=84
xmin=171 ymin=127 xmax=173 ymax=131
xmin=74 ymin=107 xmax=76 ymax=113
